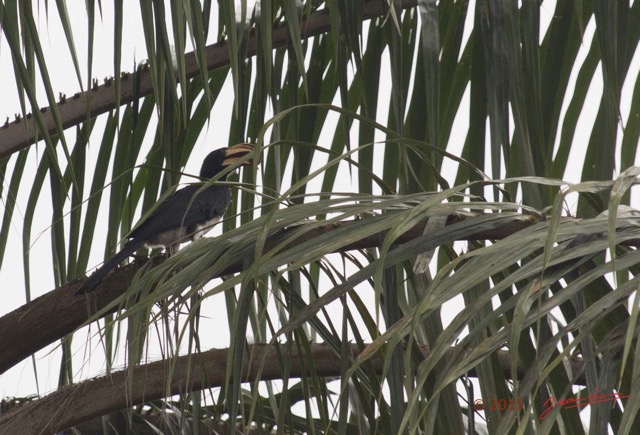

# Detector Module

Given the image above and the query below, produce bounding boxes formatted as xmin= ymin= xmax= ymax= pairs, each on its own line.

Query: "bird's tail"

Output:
xmin=75 ymin=240 xmax=145 ymax=294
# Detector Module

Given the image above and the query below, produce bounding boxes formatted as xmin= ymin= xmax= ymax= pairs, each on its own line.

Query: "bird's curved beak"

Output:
xmin=223 ymin=143 xmax=261 ymax=167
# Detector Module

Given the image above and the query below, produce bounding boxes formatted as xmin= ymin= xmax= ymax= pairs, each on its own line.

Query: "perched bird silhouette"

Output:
xmin=76 ymin=143 xmax=257 ymax=294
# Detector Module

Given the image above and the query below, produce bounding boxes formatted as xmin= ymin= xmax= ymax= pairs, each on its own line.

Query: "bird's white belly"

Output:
xmin=146 ymin=227 xmax=188 ymax=248
xmin=192 ymin=216 xmax=222 ymax=240
xmin=144 ymin=216 xmax=222 ymax=249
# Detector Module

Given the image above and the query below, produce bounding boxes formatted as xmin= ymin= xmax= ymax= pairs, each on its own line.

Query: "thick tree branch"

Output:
xmin=0 ymin=0 xmax=418 ymax=159
xmin=0 ymin=342 xmax=586 ymax=434
xmin=0 ymin=213 xmax=538 ymax=375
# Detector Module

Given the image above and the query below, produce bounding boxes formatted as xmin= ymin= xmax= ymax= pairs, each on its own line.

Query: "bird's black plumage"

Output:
xmin=76 ymin=143 xmax=256 ymax=294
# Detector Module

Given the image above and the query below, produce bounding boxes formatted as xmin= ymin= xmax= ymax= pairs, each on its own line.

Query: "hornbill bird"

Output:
xmin=76 ymin=143 xmax=258 ymax=294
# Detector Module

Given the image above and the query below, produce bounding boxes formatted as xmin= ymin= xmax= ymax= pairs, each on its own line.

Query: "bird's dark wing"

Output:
xmin=76 ymin=184 xmax=231 ymax=294
xmin=129 ymin=184 xmax=231 ymax=246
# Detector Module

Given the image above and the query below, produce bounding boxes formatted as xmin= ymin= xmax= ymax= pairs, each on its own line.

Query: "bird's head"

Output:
xmin=200 ymin=143 xmax=259 ymax=179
